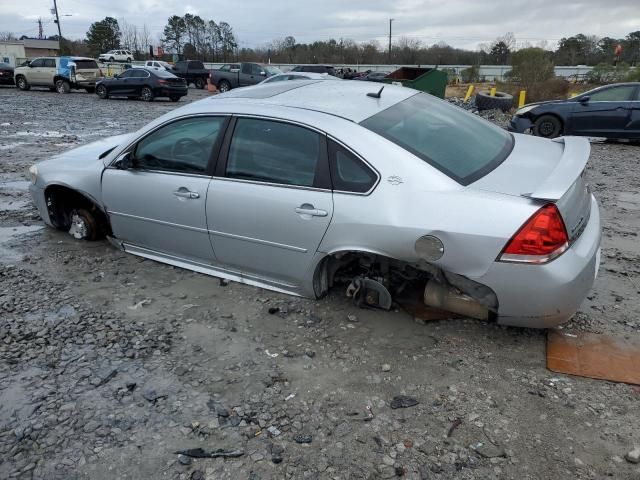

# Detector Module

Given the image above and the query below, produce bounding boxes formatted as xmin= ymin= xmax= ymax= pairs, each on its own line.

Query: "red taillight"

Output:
xmin=158 ymin=79 xmax=167 ymax=85
xmin=99 ymin=69 xmax=103 ymax=77
xmin=499 ymin=204 xmax=569 ymax=264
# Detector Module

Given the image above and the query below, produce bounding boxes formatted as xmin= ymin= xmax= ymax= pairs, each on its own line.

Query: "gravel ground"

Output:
xmin=1 ymin=85 xmax=639 ymax=480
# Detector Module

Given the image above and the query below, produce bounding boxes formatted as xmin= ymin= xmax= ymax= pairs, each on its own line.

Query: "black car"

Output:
xmin=95 ymin=68 xmax=188 ymax=102
xmin=0 ymin=62 xmax=14 ymax=85
xmin=509 ymin=82 xmax=640 ymax=139
xmin=354 ymin=71 xmax=390 ymax=83
xmin=290 ymin=64 xmax=336 ymax=76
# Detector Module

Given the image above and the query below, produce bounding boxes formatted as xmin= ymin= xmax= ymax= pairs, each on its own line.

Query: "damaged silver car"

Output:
xmin=28 ymin=81 xmax=601 ymax=328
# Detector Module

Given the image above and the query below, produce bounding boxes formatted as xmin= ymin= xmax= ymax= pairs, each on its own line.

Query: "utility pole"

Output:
xmin=52 ymin=0 xmax=62 ymax=40
xmin=37 ymin=18 xmax=43 ymax=39
xmin=388 ymin=18 xmax=394 ymax=64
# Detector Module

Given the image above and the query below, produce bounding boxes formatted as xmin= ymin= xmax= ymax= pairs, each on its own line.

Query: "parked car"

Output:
xmin=259 ymin=72 xmax=339 ymax=84
xmin=354 ymin=71 xmax=390 ymax=82
xmin=509 ymin=82 xmax=640 ymax=139
xmin=14 ymin=57 xmax=101 ymax=93
xmin=290 ymin=64 xmax=336 ymax=76
xmin=210 ymin=62 xmax=281 ymax=92
xmin=0 ymin=62 xmax=14 ymax=85
xmin=95 ymin=67 xmax=187 ymax=102
xmin=27 ymin=81 xmax=600 ymax=329
xmin=144 ymin=60 xmax=173 ymax=72
xmin=171 ymin=60 xmax=209 ymax=89
xmin=98 ymin=50 xmax=134 ymax=63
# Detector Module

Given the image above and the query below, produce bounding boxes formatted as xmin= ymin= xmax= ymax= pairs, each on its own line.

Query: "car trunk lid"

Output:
xmin=471 ymin=135 xmax=592 ymax=243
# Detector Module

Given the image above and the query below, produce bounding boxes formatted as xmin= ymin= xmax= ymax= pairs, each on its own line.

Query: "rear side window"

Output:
xmin=75 ymin=60 xmax=98 ymax=69
xmin=43 ymin=59 xmax=56 ymax=68
xmin=329 ymin=141 xmax=377 ymax=193
xmin=360 ymin=93 xmax=513 ymax=185
xmin=226 ymin=118 xmax=322 ymax=187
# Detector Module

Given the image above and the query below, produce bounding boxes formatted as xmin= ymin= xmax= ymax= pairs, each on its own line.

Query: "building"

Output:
xmin=0 ymin=39 xmax=60 ymax=66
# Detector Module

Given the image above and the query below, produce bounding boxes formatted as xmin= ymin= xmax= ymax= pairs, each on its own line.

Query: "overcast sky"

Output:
xmin=1 ymin=0 xmax=639 ymax=50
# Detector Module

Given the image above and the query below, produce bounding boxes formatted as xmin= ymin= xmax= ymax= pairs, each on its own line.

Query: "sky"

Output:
xmin=1 ymin=0 xmax=639 ymax=50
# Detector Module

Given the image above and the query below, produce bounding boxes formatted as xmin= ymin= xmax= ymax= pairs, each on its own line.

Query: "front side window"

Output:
xmin=43 ymin=59 xmax=56 ymax=68
xmin=134 ymin=117 xmax=227 ymax=174
xmin=118 ymin=70 xmax=134 ymax=78
xmin=588 ymin=86 xmax=635 ymax=102
xmin=220 ymin=64 xmax=230 ymax=71
xmin=30 ymin=59 xmax=44 ymax=67
xmin=226 ymin=118 xmax=322 ymax=187
xmin=130 ymin=69 xmax=149 ymax=78
xmin=329 ymin=140 xmax=377 ymax=193
xmin=188 ymin=61 xmax=204 ymax=69
xmin=241 ymin=64 xmax=252 ymax=75
xmin=250 ymin=64 xmax=263 ymax=76
xmin=360 ymin=93 xmax=513 ymax=185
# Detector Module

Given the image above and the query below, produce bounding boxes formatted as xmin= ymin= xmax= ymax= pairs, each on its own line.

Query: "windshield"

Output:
xmin=360 ymin=93 xmax=513 ymax=185
xmin=264 ymin=66 xmax=282 ymax=75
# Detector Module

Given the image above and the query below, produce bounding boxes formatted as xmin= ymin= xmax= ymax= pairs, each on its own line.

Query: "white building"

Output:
xmin=0 ymin=39 xmax=60 ymax=67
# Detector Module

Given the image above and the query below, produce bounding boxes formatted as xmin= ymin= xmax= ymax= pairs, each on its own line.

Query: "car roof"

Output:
xmin=209 ymin=80 xmax=416 ymax=122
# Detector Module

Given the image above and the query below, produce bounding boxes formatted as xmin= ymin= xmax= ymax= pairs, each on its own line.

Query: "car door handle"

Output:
xmin=173 ymin=190 xmax=200 ymax=199
xmin=295 ymin=205 xmax=328 ymax=217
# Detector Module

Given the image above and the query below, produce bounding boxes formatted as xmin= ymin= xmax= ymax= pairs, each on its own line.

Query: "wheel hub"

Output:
xmin=540 ymin=122 xmax=554 ymax=136
xmin=69 ymin=213 xmax=88 ymax=239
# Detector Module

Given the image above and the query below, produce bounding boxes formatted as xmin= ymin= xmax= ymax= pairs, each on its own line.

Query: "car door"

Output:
xmin=112 ymin=69 xmax=136 ymax=95
xmin=570 ymin=85 xmax=636 ymax=136
xmin=628 ymin=86 xmax=640 ymax=138
xmin=102 ymin=115 xmax=230 ymax=265
xmin=130 ymin=69 xmax=150 ymax=96
xmin=206 ymin=116 xmax=334 ymax=288
xmin=27 ymin=58 xmax=45 ymax=84
xmin=239 ymin=63 xmax=253 ymax=86
xmin=42 ymin=58 xmax=57 ymax=85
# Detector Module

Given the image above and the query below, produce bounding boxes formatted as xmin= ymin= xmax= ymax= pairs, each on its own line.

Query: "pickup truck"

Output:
xmin=210 ymin=62 xmax=282 ymax=92
xmin=171 ymin=60 xmax=209 ymax=89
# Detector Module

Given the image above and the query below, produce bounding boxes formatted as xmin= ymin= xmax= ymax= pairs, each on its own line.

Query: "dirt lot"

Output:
xmin=1 ymin=85 xmax=639 ymax=480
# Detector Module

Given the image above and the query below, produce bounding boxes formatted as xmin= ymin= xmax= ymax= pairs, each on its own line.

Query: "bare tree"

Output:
xmin=0 ymin=31 xmax=17 ymax=41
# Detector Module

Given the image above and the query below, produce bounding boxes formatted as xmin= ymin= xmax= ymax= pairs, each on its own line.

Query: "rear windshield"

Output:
xmin=360 ymin=93 xmax=513 ymax=185
xmin=154 ymin=69 xmax=178 ymax=78
xmin=74 ymin=60 xmax=99 ymax=69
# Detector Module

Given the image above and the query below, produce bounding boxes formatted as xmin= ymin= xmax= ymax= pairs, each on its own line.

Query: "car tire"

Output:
xmin=126 ymin=58 xmax=132 ymax=63
xmin=85 ymin=87 xmax=95 ymax=93
xmin=55 ymin=79 xmax=71 ymax=94
xmin=109 ymin=57 xmax=115 ymax=62
xmin=141 ymin=86 xmax=154 ymax=102
xmin=68 ymin=208 xmax=100 ymax=241
xmin=16 ymin=76 xmax=30 ymax=91
xmin=96 ymin=85 xmax=108 ymax=99
xmin=169 ymin=95 xmax=180 ymax=102
xmin=195 ymin=78 xmax=205 ymax=89
xmin=533 ymin=115 xmax=563 ymax=139
xmin=218 ymin=80 xmax=231 ymax=93
xmin=475 ymin=91 xmax=513 ymax=112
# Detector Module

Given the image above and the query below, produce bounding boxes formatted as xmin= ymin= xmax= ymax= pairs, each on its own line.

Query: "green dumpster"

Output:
xmin=384 ymin=67 xmax=448 ymax=99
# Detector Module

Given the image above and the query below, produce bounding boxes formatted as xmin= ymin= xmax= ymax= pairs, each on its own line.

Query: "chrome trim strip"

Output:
xmin=209 ymin=176 xmax=331 ymax=193
xmin=207 ymin=228 xmax=308 ymax=253
xmin=122 ymin=243 xmax=300 ymax=293
xmin=107 ymin=210 xmax=209 ymax=234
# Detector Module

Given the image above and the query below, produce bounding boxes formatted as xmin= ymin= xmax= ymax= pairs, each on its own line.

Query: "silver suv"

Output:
xmin=14 ymin=57 xmax=101 ymax=93
xmin=98 ymin=50 xmax=133 ymax=63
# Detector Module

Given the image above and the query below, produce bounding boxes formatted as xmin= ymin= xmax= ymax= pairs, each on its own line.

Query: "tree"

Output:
xmin=218 ymin=22 xmax=237 ymax=61
xmin=206 ymin=20 xmax=221 ymax=61
xmin=0 ymin=32 xmax=17 ymax=41
xmin=489 ymin=41 xmax=510 ymax=65
xmin=86 ymin=17 xmax=121 ymax=56
xmin=509 ymin=48 xmax=554 ymax=90
xmin=162 ymin=15 xmax=186 ymax=55
xmin=623 ymin=31 xmax=640 ymax=65
xmin=283 ymin=36 xmax=296 ymax=63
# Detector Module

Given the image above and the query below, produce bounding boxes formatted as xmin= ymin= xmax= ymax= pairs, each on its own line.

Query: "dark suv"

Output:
xmin=290 ymin=65 xmax=336 ymax=76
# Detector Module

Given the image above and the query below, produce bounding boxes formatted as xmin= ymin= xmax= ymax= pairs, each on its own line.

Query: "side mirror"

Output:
xmin=115 ymin=152 xmax=133 ymax=170
xmin=579 ymin=95 xmax=590 ymax=104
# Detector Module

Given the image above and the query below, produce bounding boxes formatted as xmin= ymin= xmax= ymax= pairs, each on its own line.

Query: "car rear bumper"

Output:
xmin=508 ymin=116 xmax=534 ymax=133
xmin=475 ymin=195 xmax=601 ymax=328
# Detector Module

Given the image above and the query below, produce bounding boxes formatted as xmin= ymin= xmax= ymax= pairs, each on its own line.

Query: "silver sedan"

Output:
xmin=28 ymin=80 xmax=601 ymax=328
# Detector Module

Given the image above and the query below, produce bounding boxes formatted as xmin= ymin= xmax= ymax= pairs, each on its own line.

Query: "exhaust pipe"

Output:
xmin=424 ymin=280 xmax=489 ymax=321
